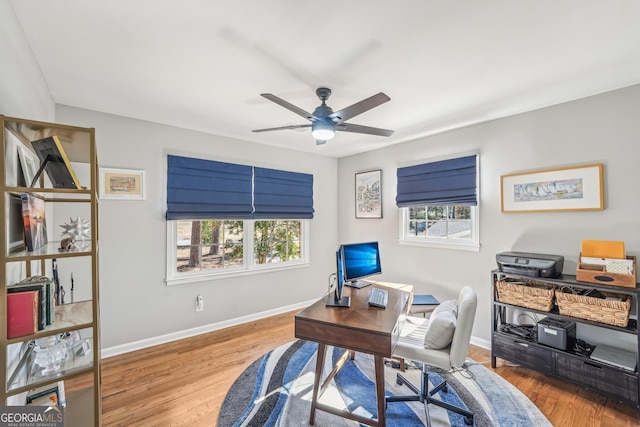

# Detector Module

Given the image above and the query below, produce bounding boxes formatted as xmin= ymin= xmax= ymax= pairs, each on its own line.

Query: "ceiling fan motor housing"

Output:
xmin=316 ymin=87 xmax=332 ymax=101
xmin=311 ymin=89 xmax=337 ymax=140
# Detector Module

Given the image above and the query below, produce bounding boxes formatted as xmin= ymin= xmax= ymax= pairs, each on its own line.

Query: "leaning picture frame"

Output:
xmin=17 ymin=144 xmax=40 ymax=188
xmin=31 ymin=135 xmax=81 ymax=189
xmin=355 ymin=169 xmax=382 ymax=218
xmin=500 ymin=163 xmax=604 ymax=213
xmin=99 ymin=167 xmax=145 ymax=200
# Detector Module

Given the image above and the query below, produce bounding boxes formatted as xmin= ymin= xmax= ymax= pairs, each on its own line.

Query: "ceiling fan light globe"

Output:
xmin=311 ymin=129 xmax=335 ymax=140
xmin=311 ymin=122 xmax=335 ymax=140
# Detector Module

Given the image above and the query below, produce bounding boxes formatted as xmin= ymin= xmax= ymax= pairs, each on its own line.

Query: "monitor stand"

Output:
xmin=326 ymin=295 xmax=351 ymax=307
xmin=345 ymin=280 xmax=372 ymax=289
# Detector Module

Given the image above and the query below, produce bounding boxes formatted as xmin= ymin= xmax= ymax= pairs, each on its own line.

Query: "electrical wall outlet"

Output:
xmin=196 ymin=295 xmax=204 ymax=312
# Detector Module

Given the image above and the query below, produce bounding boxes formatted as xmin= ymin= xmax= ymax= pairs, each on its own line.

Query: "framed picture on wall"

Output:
xmin=355 ymin=169 xmax=382 ymax=219
xmin=500 ymin=163 xmax=604 ymax=213
xmin=99 ymin=167 xmax=145 ymax=200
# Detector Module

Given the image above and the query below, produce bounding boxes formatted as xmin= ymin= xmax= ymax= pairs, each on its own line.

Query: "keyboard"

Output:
xmin=368 ymin=288 xmax=389 ymax=308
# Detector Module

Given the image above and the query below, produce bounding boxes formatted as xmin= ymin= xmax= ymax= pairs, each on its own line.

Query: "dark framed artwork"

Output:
xmin=355 ymin=169 xmax=382 ymax=219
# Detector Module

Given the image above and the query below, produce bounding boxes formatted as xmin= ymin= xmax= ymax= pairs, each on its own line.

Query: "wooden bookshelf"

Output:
xmin=1 ymin=116 xmax=101 ymax=425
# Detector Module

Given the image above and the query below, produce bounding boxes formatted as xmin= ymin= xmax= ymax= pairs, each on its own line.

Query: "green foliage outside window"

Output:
xmin=176 ymin=219 xmax=302 ymax=273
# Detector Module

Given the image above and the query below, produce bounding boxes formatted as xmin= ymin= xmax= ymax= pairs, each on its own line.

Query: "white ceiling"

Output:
xmin=10 ymin=1 xmax=640 ymax=158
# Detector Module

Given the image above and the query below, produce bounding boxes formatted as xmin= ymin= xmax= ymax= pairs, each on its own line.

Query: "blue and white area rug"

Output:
xmin=218 ymin=340 xmax=551 ymax=427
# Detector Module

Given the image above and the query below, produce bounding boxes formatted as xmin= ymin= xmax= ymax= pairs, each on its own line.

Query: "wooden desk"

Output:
xmin=295 ymin=282 xmax=412 ymax=427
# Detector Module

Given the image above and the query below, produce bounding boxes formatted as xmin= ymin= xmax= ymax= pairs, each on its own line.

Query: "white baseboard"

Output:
xmin=101 ymin=298 xmax=317 ymax=359
xmin=471 ymin=336 xmax=490 ymax=351
xmin=102 ymin=299 xmax=491 ymax=359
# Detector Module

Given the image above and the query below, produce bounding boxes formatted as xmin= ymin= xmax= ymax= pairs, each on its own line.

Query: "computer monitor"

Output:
xmin=341 ymin=241 xmax=382 ymax=288
xmin=326 ymin=249 xmax=350 ymax=307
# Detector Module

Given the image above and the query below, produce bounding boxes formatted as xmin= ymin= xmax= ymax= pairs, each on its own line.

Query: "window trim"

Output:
xmin=165 ymin=219 xmax=310 ymax=286
xmin=398 ymin=205 xmax=480 ymax=252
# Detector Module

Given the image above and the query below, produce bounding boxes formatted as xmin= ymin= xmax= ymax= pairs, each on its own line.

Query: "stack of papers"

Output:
xmin=581 ymin=240 xmax=625 ymax=259
xmin=581 ymin=240 xmax=632 ymax=274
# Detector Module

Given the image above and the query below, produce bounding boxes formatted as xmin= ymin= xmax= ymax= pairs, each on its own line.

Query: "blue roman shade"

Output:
xmin=166 ymin=155 xmax=314 ymax=220
xmin=396 ymin=155 xmax=478 ymax=207
xmin=254 ymin=167 xmax=314 ymax=219
xmin=166 ymin=155 xmax=253 ymax=220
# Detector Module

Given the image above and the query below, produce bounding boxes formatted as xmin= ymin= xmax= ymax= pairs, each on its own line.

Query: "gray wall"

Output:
xmin=56 ymin=106 xmax=338 ymax=350
xmin=338 ymin=84 xmax=640 ymax=348
xmin=0 ymin=2 xmax=54 ymax=121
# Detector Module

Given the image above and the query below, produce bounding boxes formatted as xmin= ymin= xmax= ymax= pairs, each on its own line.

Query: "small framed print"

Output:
xmin=99 ymin=167 xmax=145 ymax=200
xmin=355 ymin=169 xmax=382 ymax=219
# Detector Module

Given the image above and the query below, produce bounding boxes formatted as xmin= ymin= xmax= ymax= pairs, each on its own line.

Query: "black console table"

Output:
xmin=491 ymin=270 xmax=640 ymax=407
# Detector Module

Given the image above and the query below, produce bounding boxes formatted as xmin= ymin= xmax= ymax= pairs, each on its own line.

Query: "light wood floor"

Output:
xmin=99 ymin=310 xmax=640 ymax=426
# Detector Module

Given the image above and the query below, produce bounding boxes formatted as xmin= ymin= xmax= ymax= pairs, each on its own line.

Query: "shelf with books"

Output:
xmin=6 ymin=301 xmax=94 ymax=345
xmin=1 ymin=116 xmax=101 ymax=425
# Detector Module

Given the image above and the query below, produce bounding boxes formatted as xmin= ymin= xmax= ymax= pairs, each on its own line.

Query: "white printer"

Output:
xmin=496 ymin=251 xmax=564 ymax=278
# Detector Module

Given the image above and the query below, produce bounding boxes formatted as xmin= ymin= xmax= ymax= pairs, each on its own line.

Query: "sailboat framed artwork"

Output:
xmin=500 ymin=163 xmax=604 ymax=213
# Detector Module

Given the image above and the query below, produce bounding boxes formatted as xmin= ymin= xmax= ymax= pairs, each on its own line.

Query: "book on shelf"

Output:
xmin=26 ymin=381 xmax=66 ymax=407
xmin=30 ymin=135 xmax=81 ymax=189
xmin=7 ymin=276 xmax=58 ymax=331
xmin=21 ymin=193 xmax=48 ymax=252
xmin=6 ymin=290 xmax=39 ymax=339
xmin=13 ymin=276 xmax=55 ymax=326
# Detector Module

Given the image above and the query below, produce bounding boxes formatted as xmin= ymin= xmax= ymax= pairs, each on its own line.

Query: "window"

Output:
xmin=165 ymin=155 xmax=314 ymax=284
xmin=400 ymin=205 xmax=479 ymax=250
xmin=396 ymin=154 xmax=479 ymax=251
xmin=175 ymin=220 xmax=244 ymax=273
xmin=167 ymin=219 xmax=308 ymax=285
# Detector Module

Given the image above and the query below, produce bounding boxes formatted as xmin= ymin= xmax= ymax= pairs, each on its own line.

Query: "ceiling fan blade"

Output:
xmin=337 ymin=122 xmax=394 ymax=137
xmin=329 ymin=92 xmax=390 ymax=123
xmin=252 ymin=124 xmax=311 ymax=133
xmin=260 ymin=93 xmax=318 ymax=121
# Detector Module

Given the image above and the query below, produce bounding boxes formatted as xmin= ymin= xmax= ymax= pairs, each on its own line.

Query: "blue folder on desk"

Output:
xmin=412 ymin=295 xmax=439 ymax=305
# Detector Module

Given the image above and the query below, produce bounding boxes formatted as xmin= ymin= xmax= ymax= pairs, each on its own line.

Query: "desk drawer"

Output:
xmin=556 ymin=353 xmax=638 ymax=404
xmin=493 ymin=333 xmax=554 ymax=375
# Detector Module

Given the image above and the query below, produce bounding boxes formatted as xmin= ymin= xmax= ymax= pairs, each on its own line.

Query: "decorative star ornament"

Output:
xmin=60 ymin=217 xmax=91 ymax=242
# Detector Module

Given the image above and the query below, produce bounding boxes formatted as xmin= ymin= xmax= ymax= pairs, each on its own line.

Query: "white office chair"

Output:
xmin=386 ymin=286 xmax=477 ymax=426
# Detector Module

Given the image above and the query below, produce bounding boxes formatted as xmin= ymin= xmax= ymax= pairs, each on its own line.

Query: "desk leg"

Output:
xmin=309 ymin=343 xmax=327 ymax=425
xmin=374 ymin=355 xmax=386 ymax=427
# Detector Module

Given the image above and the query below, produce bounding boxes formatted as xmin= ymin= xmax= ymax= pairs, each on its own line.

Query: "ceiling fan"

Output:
xmin=252 ymin=87 xmax=394 ymax=145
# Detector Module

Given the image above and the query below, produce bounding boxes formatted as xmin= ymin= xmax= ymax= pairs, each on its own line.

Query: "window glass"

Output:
xmin=401 ymin=205 xmax=478 ymax=251
xmin=254 ymin=220 xmax=302 ymax=264
xmin=168 ymin=219 xmax=307 ymax=284
xmin=176 ymin=220 xmax=244 ymax=273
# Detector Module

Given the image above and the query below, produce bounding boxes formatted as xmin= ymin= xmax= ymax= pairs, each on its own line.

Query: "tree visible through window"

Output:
xmin=175 ymin=219 xmax=303 ymax=274
xmin=178 ymin=220 xmax=243 ymax=272
xmin=254 ymin=220 xmax=301 ymax=264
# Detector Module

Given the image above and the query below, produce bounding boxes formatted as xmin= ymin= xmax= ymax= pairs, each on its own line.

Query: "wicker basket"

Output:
xmin=495 ymin=279 xmax=555 ymax=312
xmin=555 ymin=290 xmax=631 ymax=327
